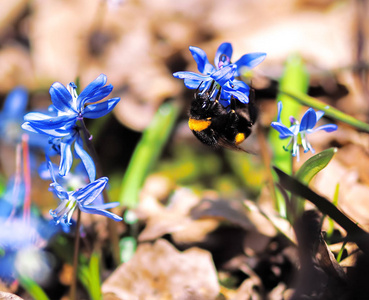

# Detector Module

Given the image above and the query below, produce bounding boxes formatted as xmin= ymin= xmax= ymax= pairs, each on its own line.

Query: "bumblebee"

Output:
xmin=188 ymin=89 xmax=257 ymax=150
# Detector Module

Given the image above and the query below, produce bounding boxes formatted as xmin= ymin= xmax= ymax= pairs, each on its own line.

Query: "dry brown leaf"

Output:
xmin=191 ymin=198 xmax=255 ymax=231
xmin=102 ymin=239 xmax=220 ymax=300
xmin=137 ymin=188 xmax=216 ymax=243
xmin=0 ymin=292 xmax=24 ymax=300
xmin=314 ymin=158 xmax=369 ymax=226
xmin=0 ymin=45 xmax=35 ymax=92
xmin=233 ymin=274 xmax=263 ymax=300
xmin=316 ymin=239 xmax=347 ymax=282
xmin=329 ymin=242 xmax=359 ymax=256
xmin=243 ymin=200 xmax=296 ymax=244
xmin=339 ymin=252 xmax=360 ymax=268
xmin=0 ymin=0 xmax=27 ymax=32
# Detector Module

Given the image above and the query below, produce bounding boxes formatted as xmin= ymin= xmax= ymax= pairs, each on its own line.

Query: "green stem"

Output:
xmin=70 ymin=209 xmax=82 ymax=300
xmin=280 ymin=89 xmax=369 ymax=132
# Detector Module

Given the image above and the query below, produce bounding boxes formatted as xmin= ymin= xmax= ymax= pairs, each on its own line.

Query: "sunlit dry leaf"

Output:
xmin=0 ymin=291 xmax=24 ymax=300
xmin=233 ymin=276 xmax=262 ymax=300
xmin=243 ymin=200 xmax=296 ymax=244
xmin=329 ymin=242 xmax=359 ymax=256
xmin=102 ymin=239 xmax=220 ymax=300
xmin=138 ymin=188 xmax=212 ymax=242
xmin=235 ymin=1 xmax=357 ymax=71
xmin=0 ymin=0 xmax=27 ymax=32
xmin=316 ymin=239 xmax=347 ymax=282
xmin=268 ymin=283 xmax=288 ymax=300
xmin=335 ymin=144 xmax=369 ymax=185
xmin=0 ymin=45 xmax=35 ymax=92
xmin=339 ymin=252 xmax=360 ymax=268
xmin=314 ymin=159 xmax=369 ymax=225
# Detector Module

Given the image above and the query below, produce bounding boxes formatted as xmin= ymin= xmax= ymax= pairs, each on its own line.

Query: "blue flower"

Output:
xmin=48 ymin=127 xmax=96 ymax=181
xmin=0 ymin=177 xmax=59 ymax=282
xmin=47 ymin=159 xmax=122 ymax=226
xmin=271 ymin=101 xmax=338 ymax=161
xmin=0 ymin=218 xmax=54 ymax=282
xmin=21 ymin=74 xmax=120 ymax=180
xmin=22 ymin=74 xmax=120 ymax=138
xmin=173 ymin=43 xmax=266 ymax=105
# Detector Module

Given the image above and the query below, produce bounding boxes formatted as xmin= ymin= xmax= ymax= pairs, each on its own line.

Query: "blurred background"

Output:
xmin=1 ymin=0 xmax=369 ymax=299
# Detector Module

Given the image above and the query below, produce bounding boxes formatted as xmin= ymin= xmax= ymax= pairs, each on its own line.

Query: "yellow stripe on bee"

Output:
xmin=188 ymin=118 xmax=211 ymax=132
xmin=235 ymin=133 xmax=246 ymax=145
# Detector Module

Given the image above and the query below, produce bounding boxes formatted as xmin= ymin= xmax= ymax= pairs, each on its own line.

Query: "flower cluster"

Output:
xmin=46 ymin=158 xmax=122 ymax=225
xmin=271 ymin=101 xmax=338 ymax=161
xmin=173 ymin=42 xmax=266 ymax=107
xmin=22 ymin=74 xmax=122 ymax=225
xmin=22 ymin=74 xmax=120 ymax=181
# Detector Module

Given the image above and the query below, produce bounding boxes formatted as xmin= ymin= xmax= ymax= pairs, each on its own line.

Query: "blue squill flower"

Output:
xmin=47 ymin=159 xmax=122 ymax=226
xmin=22 ymin=74 xmax=120 ymax=180
xmin=22 ymin=74 xmax=120 ymax=138
xmin=173 ymin=43 xmax=266 ymax=105
xmin=271 ymin=101 xmax=338 ymax=161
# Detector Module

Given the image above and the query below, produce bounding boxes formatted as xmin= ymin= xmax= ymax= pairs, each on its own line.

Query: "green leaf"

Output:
xmin=326 ymin=183 xmax=340 ymax=238
xmin=295 ymin=148 xmax=337 ymax=185
xmin=19 ymin=276 xmax=49 ymax=300
xmin=119 ymin=101 xmax=181 ymax=208
xmin=269 ymin=54 xmax=309 ymax=218
xmin=293 ymin=147 xmax=337 ymax=217
xmin=270 ymin=54 xmax=310 ymax=174
xmin=78 ymin=253 xmax=102 ymax=300
xmin=273 ymin=166 xmax=369 ymax=256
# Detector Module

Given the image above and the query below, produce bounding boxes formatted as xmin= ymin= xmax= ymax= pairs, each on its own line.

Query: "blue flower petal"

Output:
xmin=74 ymin=177 xmax=108 ymax=206
xmin=78 ymin=74 xmax=107 ymax=105
xmin=276 ymin=101 xmax=283 ymax=122
xmin=219 ymin=99 xmax=231 ymax=107
xmin=211 ymin=64 xmax=237 ymax=86
xmin=300 ymin=108 xmax=317 ymax=131
xmin=21 ymin=122 xmax=72 ymax=137
xmin=309 ymin=124 xmax=338 ymax=133
xmin=78 ymin=85 xmax=113 ymax=110
xmin=74 ymin=136 xmax=96 ymax=182
xmin=222 ymin=80 xmax=250 ymax=103
xmin=24 ymin=113 xmax=76 ymax=130
xmin=59 ymin=137 xmax=74 ymax=177
xmin=87 ymin=202 xmax=120 ymax=210
xmin=315 ymin=111 xmax=324 ymax=121
xmin=82 ymin=97 xmax=120 ymax=119
xmin=47 ymin=159 xmax=70 ymax=199
xmin=227 ymin=90 xmax=249 ymax=103
xmin=173 ymin=71 xmax=211 ymax=81
xmin=3 ymin=86 xmax=28 ymax=118
xmin=214 ymin=42 xmax=233 ymax=68
xmin=79 ymin=205 xmax=122 ymax=221
xmin=271 ymin=122 xmax=295 ymax=138
xmin=189 ymin=46 xmax=215 ymax=75
xmin=49 ymin=82 xmax=76 ymax=113
xmin=183 ymin=78 xmax=203 ymax=89
xmin=235 ymin=52 xmax=266 ymax=75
